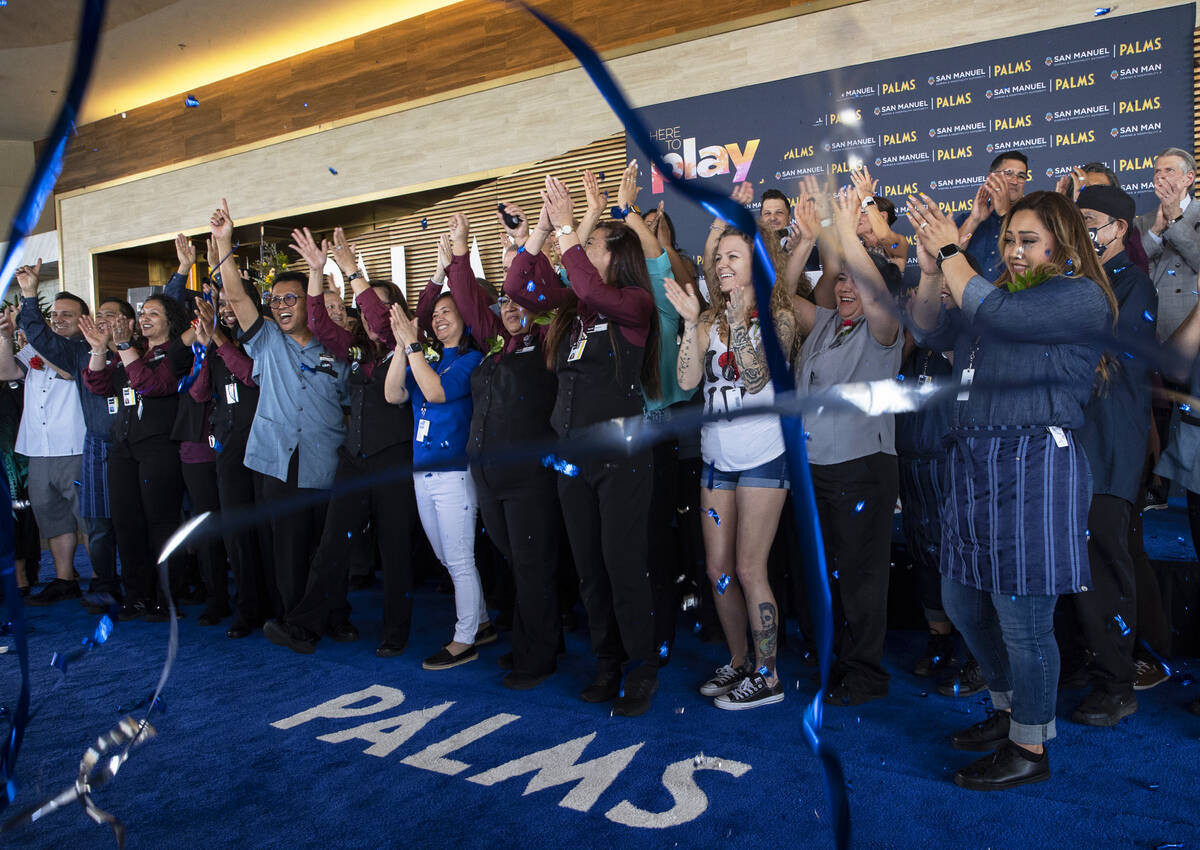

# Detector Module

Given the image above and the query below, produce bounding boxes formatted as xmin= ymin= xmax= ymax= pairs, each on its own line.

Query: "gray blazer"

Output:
xmin=1136 ymin=197 xmax=1200 ymax=341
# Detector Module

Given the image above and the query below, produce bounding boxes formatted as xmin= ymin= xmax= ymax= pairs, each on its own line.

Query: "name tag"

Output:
xmin=591 ymin=322 xmax=608 ymax=332
xmin=121 ymin=387 xmax=137 ymax=407
xmin=225 ymin=382 xmax=239 ymax=405
xmin=107 ymin=396 xmax=119 ymax=414
xmin=567 ymin=335 xmax=588 ymax=362
xmin=956 ymin=368 xmax=974 ymax=402
xmin=516 ymin=345 xmax=536 ymax=355
xmin=1047 ymin=426 xmax=1068 ymax=448
xmin=149 ymin=353 xmax=165 ymax=364
xmin=917 ymin=374 xmax=932 ymax=387
xmin=416 ymin=418 xmax=430 ymax=443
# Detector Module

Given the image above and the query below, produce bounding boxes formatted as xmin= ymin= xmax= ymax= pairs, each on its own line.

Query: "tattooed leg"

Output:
xmin=752 ymin=601 xmax=778 ymax=682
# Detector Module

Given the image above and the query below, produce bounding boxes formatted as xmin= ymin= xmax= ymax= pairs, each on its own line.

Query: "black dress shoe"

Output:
xmin=1071 ymin=689 xmax=1137 ymax=727
xmin=953 ymin=740 xmax=1049 ymax=791
xmin=264 ymin=619 xmax=318 ymax=654
xmin=118 ymin=601 xmax=151 ymax=621
xmin=27 ymin=579 xmax=82 ymax=606
xmin=613 ymin=674 xmax=658 ymax=717
xmin=376 ymin=641 xmax=408 ymax=658
xmin=914 ymin=633 xmax=958 ymax=678
xmin=825 ymin=675 xmax=888 ymax=707
xmin=951 ymin=710 xmax=1011 ymax=752
xmin=503 ymin=670 xmax=552 ymax=690
xmin=144 ymin=605 xmax=186 ymax=623
xmin=938 ymin=659 xmax=987 ymax=697
xmin=325 ymin=621 xmax=360 ymax=642
xmin=580 ymin=670 xmax=622 ymax=703
xmin=197 ymin=606 xmax=231 ymax=626
xmin=226 ymin=620 xmax=253 ymax=639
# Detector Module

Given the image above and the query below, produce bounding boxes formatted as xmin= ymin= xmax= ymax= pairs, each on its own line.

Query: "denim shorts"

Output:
xmin=707 ymin=453 xmax=791 ymax=490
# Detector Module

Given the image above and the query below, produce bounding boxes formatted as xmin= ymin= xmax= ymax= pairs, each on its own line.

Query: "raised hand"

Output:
xmin=289 ymin=227 xmax=329 ymax=269
xmin=390 ymin=303 xmax=418 ymax=347
xmin=542 ymin=176 xmax=575 ymax=228
xmin=730 ymin=181 xmax=754 ymax=207
xmin=617 ymin=159 xmax=641 ymax=210
xmin=210 ymin=199 xmax=234 ymax=244
xmin=906 ymin=193 xmax=960 ymax=254
xmin=984 ymin=172 xmax=1011 ymax=217
xmin=174 ymin=233 xmax=197 ymax=273
xmin=663 ymin=277 xmax=701 ymax=324
xmin=206 ymin=236 xmax=220 ymax=274
xmin=582 ymin=169 xmax=604 ymax=215
xmin=497 ymin=202 xmax=530 ymax=244
xmin=801 ymin=174 xmax=834 ymax=225
xmin=448 ymin=212 xmax=470 ymax=255
xmin=832 ymin=186 xmax=859 ymax=235
xmin=914 ymin=237 xmax=940 ymax=276
xmin=79 ymin=314 xmax=111 ymax=351
xmin=330 ymin=227 xmax=358 ymax=274
xmin=850 ymin=165 xmax=877 ymax=204
xmin=14 ymin=259 xmax=41 ymax=298
xmin=793 ymin=191 xmax=820 ymax=241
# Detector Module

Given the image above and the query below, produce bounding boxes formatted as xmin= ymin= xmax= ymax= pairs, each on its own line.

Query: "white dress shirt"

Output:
xmin=14 ymin=344 xmax=86 ymax=457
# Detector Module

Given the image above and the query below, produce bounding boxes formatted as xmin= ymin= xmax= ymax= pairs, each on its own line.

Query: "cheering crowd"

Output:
xmin=3 ymin=145 xmax=1200 ymax=792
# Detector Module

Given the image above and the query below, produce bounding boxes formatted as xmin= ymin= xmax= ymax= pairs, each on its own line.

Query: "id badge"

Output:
xmin=567 ymin=334 xmax=588 ymax=362
xmin=917 ymin=375 xmax=932 ymax=388
xmin=225 ymin=382 xmax=239 ymax=405
xmin=416 ymin=418 xmax=430 ymax=443
xmin=1047 ymin=426 xmax=1068 ymax=448
xmin=121 ymin=387 xmax=136 ymax=407
xmin=956 ymin=368 xmax=974 ymax=402
xmin=136 ymin=398 xmax=144 ymax=421
xmin=107 ymin=396 xmax=119 ymax=415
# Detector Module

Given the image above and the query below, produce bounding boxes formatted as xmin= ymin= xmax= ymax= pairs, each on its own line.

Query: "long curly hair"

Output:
xmin=142 ymin=294 xmax=191 ymax=340
xmin=701 ymin=223 xmax=793 ymax=347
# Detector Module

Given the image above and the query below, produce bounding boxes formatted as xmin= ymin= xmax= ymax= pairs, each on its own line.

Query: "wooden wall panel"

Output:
xmin=50 ymin=0 xmax=849 ymax=194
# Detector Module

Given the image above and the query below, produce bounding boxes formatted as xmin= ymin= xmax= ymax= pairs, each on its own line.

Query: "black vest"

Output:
xmin=344 ymin=351 xmax=413 ymax=460
xmin=470 ymin=334 xmax=557 ymax=466
xmin=207 ymin=351 xmax=259 ymax=449
xmin=111 ymin=340 xmax=192 ymax=446
xmin=551 ymin=315 xmax=646 ymax=436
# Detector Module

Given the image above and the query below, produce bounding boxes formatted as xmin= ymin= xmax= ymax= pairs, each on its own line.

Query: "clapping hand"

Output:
xmin=663 ymin=277 xmax=701 ymax=325
xmin=390 ymin=303 xmax=419 ymax=348
xmin=174 ymin=233 xmax=197 ymax=273
xmin=79 ymin=314 xmax=111 ymax=351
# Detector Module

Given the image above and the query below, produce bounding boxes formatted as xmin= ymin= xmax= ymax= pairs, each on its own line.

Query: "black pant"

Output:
xmin=289 ymin=444 xmax=417 ymax=644
xmin=647 ymin=438 xmax=681 ymax=650
xmin=107 ymin=436 xmax=185 ymax=606
xmin=217 ymin=436 xmax=277 ymax=623
xmin=558 ymin=451 xmax=657 ymax=674
xmin=1130 ymin=451 xmax=1171 ymax=659
xmin=810 ymin=452 xmax=899 ymax=689
xmin=1074 ymin=495 xmax=1137 ymax=695
xmin=84 ymin=516 xmax=120 ymax=596
xmin=254 ymin=450 xmax=329 ymax=617
xmin=476 ymin=465 xmax=561 ymax=675
xmin=182 ymin=461 xmax=228 ymax=611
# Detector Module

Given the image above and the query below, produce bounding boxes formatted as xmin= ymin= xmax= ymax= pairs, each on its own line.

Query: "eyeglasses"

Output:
xmin=269 ymin=293 xmax=299 ymax=307
xmin=497 ymin=296 xmax=512 ymax=306
xmin=991 ymin=168 xmax=1030 ymax=181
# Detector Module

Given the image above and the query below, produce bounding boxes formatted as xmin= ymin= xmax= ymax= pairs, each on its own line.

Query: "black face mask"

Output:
xmin=1087 ymin=220 xmax=1120 ymax=257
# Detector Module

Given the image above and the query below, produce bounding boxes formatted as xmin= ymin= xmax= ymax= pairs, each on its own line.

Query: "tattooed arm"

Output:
xmin=729 ymin=308 xmax=795 ymax=395
xmin=676 ymin=317 xmax=708 ymax=391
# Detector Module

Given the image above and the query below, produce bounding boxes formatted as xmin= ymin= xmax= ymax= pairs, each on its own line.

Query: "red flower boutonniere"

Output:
xmin=28 ymin=355 xmax=44 ymax=371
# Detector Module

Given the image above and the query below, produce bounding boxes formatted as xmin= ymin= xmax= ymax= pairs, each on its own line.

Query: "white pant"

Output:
xmin=413 ymin=469 xmax=486 ymax=645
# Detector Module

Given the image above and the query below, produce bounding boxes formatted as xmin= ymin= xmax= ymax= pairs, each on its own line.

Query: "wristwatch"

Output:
xmin=405 ymin=342 xmax=423 ymax=355
xmin=346 ymin=271 xmax=363 ymax=282
xmin=935 ymin=244 xmax=960 ymax=268
xmin=116 ymin=341 xmax=132 ymax=351
xmin=555 ymin=224 xmax=574 ymax=237
xmin=861 ymin=197 xmax=877 ymax=211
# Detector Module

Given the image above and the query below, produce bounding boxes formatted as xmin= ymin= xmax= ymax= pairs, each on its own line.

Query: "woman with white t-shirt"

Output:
xmin=665 ymin=222 xmax=804 ymax=711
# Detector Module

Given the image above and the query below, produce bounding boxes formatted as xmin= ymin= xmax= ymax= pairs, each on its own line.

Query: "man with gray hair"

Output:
xmin=1136 ymin=147 xmax=1200 ymax=341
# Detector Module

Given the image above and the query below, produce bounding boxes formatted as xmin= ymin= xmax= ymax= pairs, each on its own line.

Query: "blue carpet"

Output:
xmin=3 ymin=508 xmax=1200 ymax=849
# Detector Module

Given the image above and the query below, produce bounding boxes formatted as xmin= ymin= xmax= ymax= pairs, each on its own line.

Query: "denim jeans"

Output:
xmin=942 ymin=576 xmax=1059 ymax=745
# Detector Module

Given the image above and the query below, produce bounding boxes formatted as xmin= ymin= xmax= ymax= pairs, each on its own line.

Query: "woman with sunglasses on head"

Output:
xmin=188 ymin=251 xmax=276 ymax=638
xmin=263 ymin=227 xmax=420 ymax=658
xmin=387 ymin=240 xmax=488 ymax=671
xmin=908 ymin=190 xmax=1116 ymax=790
xmin=505 ymin=175 xmax=662 ymax=717
xmin=81 ymin=293 xmax=194 ymax=621
xmin=431 ymin=209 xmax=562 ymax=689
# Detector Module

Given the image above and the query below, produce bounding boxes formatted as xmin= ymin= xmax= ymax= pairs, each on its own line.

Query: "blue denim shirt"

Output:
xmin=954 ymin=209 xmax=1005 ymax=283
xmin=913 ymin=274 xmax=1111 ymax=431
xmin=17 ymin=272 xmax=188 ymax=441
xmin=1077 ymin=253 xmax=1157 ymax=504
xmin=241 ymin=317 xmax=349 ymax=489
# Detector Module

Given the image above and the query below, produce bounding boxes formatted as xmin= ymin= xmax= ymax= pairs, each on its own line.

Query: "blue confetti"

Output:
xmin=854 ymin=501 xmax=865 ymax=512
xmin=919 ymin=690 xmax=928 ymax=698
xmin=526 ymin=280 xmax=537 ymax=292
xmin=832 ymin=570 xmax=839 ymax=580
xmin=693 ymin=621 xmax=702 ymax=634
xmin=716 ymin=573 xmax=731 ymax=594
xmin=184 ymin=94 xmax=199 ymax=108
xmin=347 ymin=531 xmax=352 ymax=539
xmin=303 ymin=102 xmax=308 ymax=108
xmin=92 ymin=615 xmax=113 ymax=645
xmin=1168 ymin=269 xmax=1177 ymax=276
xmin=420 ymin=218 xmax=428 ymax=230
xmin=891 ymin=243 xmax=899 ymax=249
xmin=1149 ymin=783 xmax=1160 ymax=790
xmin=540 ymin=454 xmax=579 ymax=477
xmin=1122 ymin=351 xmax=1133 ymax=359
xmin=896 ymin=373 xmax=905 ymax=381
xmin=1181 ymin=404 xmax=1191 ymax=414
xmin=1177 ymin=673 xmax=1195 ymax=687
xmin=1114 ymin=614 xmax=1130 ymax=636
xmin=952 ymin=681 xmax=961 ymax=698
xmin=757 ymin=665 xmax=769 ymax=677
xmin=597 ymin=171 xmax=605 ymax=181
xmin=658 ymin=642 xmax=669 ymax=659
xmin=707 ymin=508 xmax=721 ymax=526
xmin=1143 ymin=310 xmax=1155 ymax=322
xmin=538 ymin=293 xmax=546 ymax=302
xmin=328 ymin=167 xmax=338 ymax=175
xmin=1094 ymin=6 xmax=1111 ymax=15
xmin=520 ymin=316 xmax=527 ymax=328
xmin=439 ymin=440 xmax=450 ymax=449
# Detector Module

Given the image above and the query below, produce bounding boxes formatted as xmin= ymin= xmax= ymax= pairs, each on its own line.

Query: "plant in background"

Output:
xmin=248 ymin=245 xmax=292 ymax=296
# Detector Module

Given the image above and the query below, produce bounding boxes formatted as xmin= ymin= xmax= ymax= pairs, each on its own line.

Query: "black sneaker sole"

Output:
xmin=714 ymin=691 xmax=785 ymax=711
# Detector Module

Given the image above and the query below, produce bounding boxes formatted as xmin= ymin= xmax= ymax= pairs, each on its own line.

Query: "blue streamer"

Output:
xmin=0 ymin=0 xmax=107 ymax=813
xmin=516 ymin=5 xmax=849 ymax=845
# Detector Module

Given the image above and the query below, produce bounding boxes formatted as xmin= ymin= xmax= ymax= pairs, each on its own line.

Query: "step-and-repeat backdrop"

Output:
xmin=628 ymin=4 xmax=1195 ymax=271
